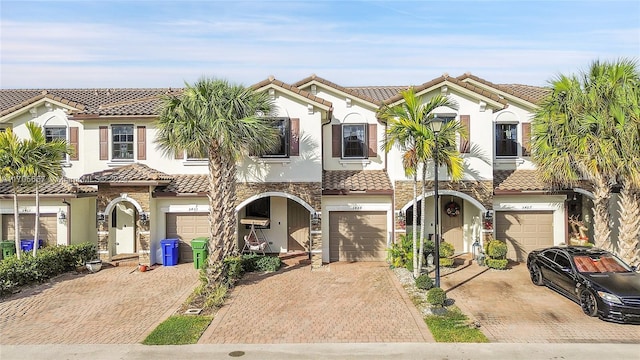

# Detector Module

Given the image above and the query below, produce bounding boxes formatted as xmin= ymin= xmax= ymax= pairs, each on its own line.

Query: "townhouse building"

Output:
xmin=0 ymin=73 xmax=593 ymax=267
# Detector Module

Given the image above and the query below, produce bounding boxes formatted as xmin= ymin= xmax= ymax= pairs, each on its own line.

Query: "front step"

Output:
xmin=108 ymin=254 xmax=139 ymax=267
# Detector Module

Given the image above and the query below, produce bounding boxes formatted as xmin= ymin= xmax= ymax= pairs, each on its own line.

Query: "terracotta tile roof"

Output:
xmin=323 ymin=170 xmax=393 ymax=194
xmin=456 ymin=73 xmax=549 ymax=104
xmin=346 ymin=86 xmax=409 ymax=103
xmin=383 ymin=74 xmax=508 ymax=107
xmin=0 ymin=178 xmax=96 ymax=197
xmin=79 ymin=163 xmax=173 ymax=184
xmin=154 ymin=174 xmax=209 ymax=196
xmin=0 ymin=88 xmax=178 ymax=118
xmin=292 ymin=74 xmax=383 ymax=106
xmin=252 ymin=76 xmax=333 ymax=109
xmin=494 ymin=170 xmax=550 ymax=192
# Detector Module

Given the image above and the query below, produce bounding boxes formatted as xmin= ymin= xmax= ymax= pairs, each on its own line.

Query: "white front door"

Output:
xmin=113 ymin=202 xmax=136 ymax=254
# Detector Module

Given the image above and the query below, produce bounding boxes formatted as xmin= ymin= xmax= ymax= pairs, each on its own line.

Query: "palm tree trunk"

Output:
xmin=412 ymin=173 xmax=419 ymax=278
xmin=12 ymin=181 xmax=21 ymax=260
xmin=206 ymin=148 xmax=229 ymax=284
xmin=33 ymin=184 xmax=40 ymax=256
xmin=592 ymin=176 xmax=612 ymax=250
xmin=617 ymin=184 xmax=640 ymax=266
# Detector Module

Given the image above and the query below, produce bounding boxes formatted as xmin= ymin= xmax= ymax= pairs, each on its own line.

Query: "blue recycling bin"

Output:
xmin=20 ymin=239 xmax=43 ymax=252
xmin=161 ymin=238 xmax=179 ymax=266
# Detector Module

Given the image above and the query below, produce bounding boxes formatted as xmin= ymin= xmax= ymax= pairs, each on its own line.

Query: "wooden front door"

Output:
xmin=441 ymin=200 xmax=464 ymax=253
xmin=287 ymin=199 xmax=309 ymax=252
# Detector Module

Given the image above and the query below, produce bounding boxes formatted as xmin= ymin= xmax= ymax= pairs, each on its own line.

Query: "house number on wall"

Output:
xmin=351 ymin=205 xmax=362 ymax=210
xmin=521 ymin=205 xmax=533 ymax=209
xmin=188 ymin=206 xmax=198 ymax=212
xmin=20 ymin=207 xmax=32 ymax=213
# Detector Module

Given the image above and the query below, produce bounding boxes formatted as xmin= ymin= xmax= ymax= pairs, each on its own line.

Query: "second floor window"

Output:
xmin=112 ymin=125 xmax=134 ymax=160
xmin=343 ymin=124 xmax=367 ymax=158
xmin=45 ymin=127 xmax=66 ymax=142
xmin=495 ymin=123 xmax=517 ymax=157
xmin=262 ymin=118 xmax=290 ymax=158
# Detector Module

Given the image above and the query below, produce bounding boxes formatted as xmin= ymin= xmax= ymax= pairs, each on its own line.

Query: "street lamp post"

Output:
xmin=430 ymin=117 xmax=443 ymax=288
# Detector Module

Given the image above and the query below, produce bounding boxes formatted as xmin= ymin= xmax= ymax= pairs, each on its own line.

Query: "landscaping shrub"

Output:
xmin=415 ymin=274 xmax=433 ymax=290
xmin=485 ymin=240 xmax=508 ymax=270
xmin=388 ymin=234 xmax=413 ymax=269
xmin=426 ymin=287 xmax=447 ymax=307
xmin=223 ymin=255 xmax=244 ymax=281
xmin=439 ymin=242 xmax=455 ymax=258
xmin=485 ymin=258 xmax=508 ymax=270
xmin=439 ymin=258 xmax=455 ymax=267
xmin=0 ymin=242 xmax=96 ymax=296
xmin=255 ymin=255 xmax=281 ymax=272
xmin=486 ymin=240 xmax=507 ymax=259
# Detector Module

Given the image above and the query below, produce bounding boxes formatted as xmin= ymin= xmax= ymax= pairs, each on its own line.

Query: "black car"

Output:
xmin=527 ymin=246 xmax=640 ymax=324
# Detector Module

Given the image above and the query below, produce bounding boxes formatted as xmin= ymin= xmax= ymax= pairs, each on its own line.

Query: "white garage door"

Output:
xmin=166 ymin=213 xmax=209 ymax=263
xmin=2 ymin=214 xmax=57 ymax=247
xmin=329 ymin=211 xmax=387 ymax=262
xmin=496 ymin=211 xmax=554 ymax=262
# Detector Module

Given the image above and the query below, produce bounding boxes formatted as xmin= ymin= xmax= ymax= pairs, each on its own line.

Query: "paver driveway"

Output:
xmin=441 ymin=260 xmax=640 ymax=343
xmin=0 ymin=263 xmax=198 ymax=344
xmin=199 ymin=256 xmax=433 ymax=343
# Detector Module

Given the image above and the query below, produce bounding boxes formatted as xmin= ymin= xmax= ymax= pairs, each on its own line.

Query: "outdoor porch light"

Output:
xmin=429 ymin=115 xmax=444 ymax=288
xmin=311 ymin=211 xmax=321 ymax=225
xmin=139 ymin=212 xmax=149 ymax=224
xmin=97 ymin=212 xmax=106 ymax=223
xmin=58 ymin=210 xmax=66 ymax=224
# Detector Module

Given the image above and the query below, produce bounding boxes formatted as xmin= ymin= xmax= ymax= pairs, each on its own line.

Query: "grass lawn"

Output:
xmin=142 ymin=315 xmax=213 ymax=345
xmin=424 ymin=307 xmax=489 ymax=343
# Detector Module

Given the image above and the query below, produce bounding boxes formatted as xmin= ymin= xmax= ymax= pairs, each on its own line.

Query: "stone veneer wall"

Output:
xmin=236 ymin=182 xmax=323 ymax=267
xmin=96 ymin=184 xmax=151 ymax=264
xmin=394 ymin=180 xmax=494 ymax=211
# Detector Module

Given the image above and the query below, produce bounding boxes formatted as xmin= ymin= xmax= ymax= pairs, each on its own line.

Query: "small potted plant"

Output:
xmin=86 ymin=259 xmax=103 ymax=273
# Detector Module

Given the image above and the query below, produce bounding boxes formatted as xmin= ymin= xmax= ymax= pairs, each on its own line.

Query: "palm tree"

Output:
xmin=21 ymin=122 xmax=70 ymax=256
xmin=378 ymin=89 xmax=460 ymax=277
xmin=156 ymin=77 xmax=279 ymax=285
xmin=0 ymin=128 xmax=27 ymax=259
xmin=533 ymin=58 xmax=639 ymax=254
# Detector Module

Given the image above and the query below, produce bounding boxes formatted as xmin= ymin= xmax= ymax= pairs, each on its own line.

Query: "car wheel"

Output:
xmin=580 ymin=289 xmax=598 ymax=317
xmin=528 ymin=262 xmax=544 ymax=286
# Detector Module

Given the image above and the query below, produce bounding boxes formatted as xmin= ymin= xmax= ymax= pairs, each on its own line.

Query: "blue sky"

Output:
xmin=1 ymin=0 xmax=638 ymax=89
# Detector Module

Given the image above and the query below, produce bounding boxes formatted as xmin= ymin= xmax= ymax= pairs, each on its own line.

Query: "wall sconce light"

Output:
xmin=139 ymin=212 xmax=149 ymax=225
xmin=311 ymin=211 xmax=321 ymax=225
xmin=58 ymin=210 xmax=67 ymax=224
xmin=97 ymin=212 xmax=106 ymax=223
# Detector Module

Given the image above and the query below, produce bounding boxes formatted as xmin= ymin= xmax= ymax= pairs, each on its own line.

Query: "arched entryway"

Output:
xmin=401 ymin=190 xmax=488 ymax=254
xmin=236 ymin=192 xmax=315 ymax=254
xmin=103 ymin=195 xmax=145 ymax=257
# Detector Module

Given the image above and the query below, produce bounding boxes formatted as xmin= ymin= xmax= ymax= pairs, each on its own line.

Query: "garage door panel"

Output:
xmin=497 ymin=211 xmax=553 ymax=262
xmin=2 ymin=214 xmax=57 ymax=247
xmin=166 ymin=213 xmax=209 ymax=263
xmin=329 ymin=211 xmax=387 ymax=262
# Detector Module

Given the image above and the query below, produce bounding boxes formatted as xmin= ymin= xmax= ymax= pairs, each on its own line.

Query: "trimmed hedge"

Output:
xmin=486 ymin=258 xmax=508 ymax=270
xmin=0 ymin=242 xmax=96 ymax=295
xmin=426 ymin=287 xmax=447 ymax=306
xmin=222 ymin=253 xmax=282 ymax=280
xmin=415 ymin=274 xmax=433 ymax=290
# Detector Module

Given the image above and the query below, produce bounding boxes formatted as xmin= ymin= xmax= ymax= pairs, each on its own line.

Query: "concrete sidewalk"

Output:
xmin=2 ymin=343 xmax=639 ymax=360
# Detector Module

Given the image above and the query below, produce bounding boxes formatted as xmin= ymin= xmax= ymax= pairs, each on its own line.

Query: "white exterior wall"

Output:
xmin=304 ymin=86 xmax=384 ymax=172
xmin=493 ymin=194 xmax=567 ymax=245
xmin=237 ymin=91 xmax=323 ymax=183
xmin=69 ymin=197 xmax=97 ymax=245
xmin=386 ymin=89 xmax=499 ymax=184
xmin=321 ymin=195 xmax=393 ymax=263
xmin=493 ymin=102 xmax=537 ymax=171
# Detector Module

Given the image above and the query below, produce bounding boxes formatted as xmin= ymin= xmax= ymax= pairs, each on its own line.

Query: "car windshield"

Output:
xmin=573 ymin=254 xmax=632 ymax=273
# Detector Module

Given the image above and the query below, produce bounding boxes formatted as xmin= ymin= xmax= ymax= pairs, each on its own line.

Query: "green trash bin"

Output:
xmin=1 ymin=240 xmax=17 ymax=260
xmin=191 ymin=237 xmax=209 ymax=270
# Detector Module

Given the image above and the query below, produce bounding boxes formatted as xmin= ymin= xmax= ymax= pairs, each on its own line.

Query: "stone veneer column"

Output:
xmin=310 ymin=217 xmax=322 ymax=269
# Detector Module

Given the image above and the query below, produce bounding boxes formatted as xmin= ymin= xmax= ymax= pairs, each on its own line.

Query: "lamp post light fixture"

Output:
xmin=429 ymin=116 xmax=444 ymax=288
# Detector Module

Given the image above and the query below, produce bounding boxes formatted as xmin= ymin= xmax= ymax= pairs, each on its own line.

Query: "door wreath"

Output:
xmin=445 ymin=201 xmax=461 ymax=217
